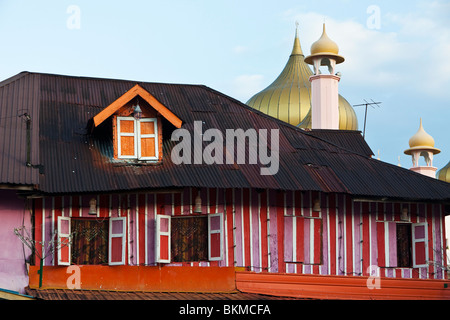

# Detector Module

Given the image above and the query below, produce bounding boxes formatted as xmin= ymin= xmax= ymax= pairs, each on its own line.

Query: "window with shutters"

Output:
xmin=377 ymin=221 xmax=428 ymax=268
xmin=57 ymin=216 xmax=126 ymax=266
xmin=116 ymin=116 xmax=159 ymax=161
xmin=155 ymin=213 xmax=223 ymax=263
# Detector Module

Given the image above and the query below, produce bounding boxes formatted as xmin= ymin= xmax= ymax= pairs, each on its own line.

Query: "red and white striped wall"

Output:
xmin=32 ymin=187 xmax=447 ymax=280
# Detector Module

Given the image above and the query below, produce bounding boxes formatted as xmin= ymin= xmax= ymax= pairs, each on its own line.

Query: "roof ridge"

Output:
xmin=198 ymin=84 xmax=372 ymax=158
xmin=0 ymin=71 xmax=31 ymax=87
xmin=11 ymin=71 xmax=207 ymax=88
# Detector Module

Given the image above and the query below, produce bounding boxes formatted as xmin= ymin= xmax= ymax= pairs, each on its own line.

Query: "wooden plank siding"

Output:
xmin=32 ymin=187 xmax=448 ymax=280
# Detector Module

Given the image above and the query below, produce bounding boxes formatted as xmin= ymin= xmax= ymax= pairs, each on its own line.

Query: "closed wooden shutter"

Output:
xmin=109 ymin=217 xmax=126 ymax=265
xmin=117 ymin=117 xmax=137 ymax=158
xmin=208 ymin=213 xmax=223 ymax=261
xmin=57 ymin=216 xmax=71 ymax=266
xmin=412 ymin=223 xmax=428 ymax=268
xmin=156 ymin=214 xmax=171 ymax=263
xmin=139 ymin=118 xmax=158 ymax=160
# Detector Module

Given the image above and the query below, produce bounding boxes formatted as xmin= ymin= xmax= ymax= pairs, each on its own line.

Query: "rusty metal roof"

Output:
xmin=1 ymin=71 xmax=450 ymax=202
xmin=25 ymin=288 xmax=295 ymax=300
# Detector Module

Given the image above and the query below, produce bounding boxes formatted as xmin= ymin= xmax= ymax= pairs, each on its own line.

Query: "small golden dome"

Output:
xmin=304 ymin=24 xmax=345 ymax=65
xmin=246 ymin=27 xmax=357 ymax=130
xmin=311 ymin=23 xmax=339 ymax=55
xmin=437 ymin=160 xmax=450 ymax=183
xmin=404 ymin=119 xmax=441 ymax=155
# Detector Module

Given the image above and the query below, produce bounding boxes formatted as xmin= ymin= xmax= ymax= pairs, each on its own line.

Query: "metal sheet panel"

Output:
xmin=1 ymin=72 xmax=449 ymax=202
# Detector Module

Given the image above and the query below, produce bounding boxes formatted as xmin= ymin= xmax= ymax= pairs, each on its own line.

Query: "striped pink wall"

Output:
xmin=33 ymin=188 xmax=448 ymax=280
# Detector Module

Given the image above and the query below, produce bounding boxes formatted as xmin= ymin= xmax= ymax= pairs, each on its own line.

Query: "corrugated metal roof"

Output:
xmin=0 ymin=72 xmax=40 ymax=186
xmin=1 ymin=71 xmax=450 ymax=201
xmin=25 ymin=288 xmax=295 ymax=300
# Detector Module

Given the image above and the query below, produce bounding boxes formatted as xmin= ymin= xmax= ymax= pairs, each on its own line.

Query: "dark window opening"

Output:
xmin=71 ymin=219 xmax=109 ymax=265
xmin=396 ymin=223 xmax=412 ymax=268
xmin=171 ymin=216 xmax=208 ymax=262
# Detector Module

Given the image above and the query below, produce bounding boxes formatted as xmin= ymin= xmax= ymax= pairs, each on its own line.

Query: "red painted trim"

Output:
xmin=29 ymin=266 xmax=236 ymax=292
xmin=362 ymin=202 xmax=370 ymax=276
xmin=34 ymin=198 xmax=43 ymax=265
xmin=243 ymin=189 xmax=251 ymax=268
xmin=345 ymin=195 xmax=353 ymax=275
xmin=259 ymin=190 xmax=268 ymax=272
xmin=138 ymin=194 xmax=146 ymax=265
xmin=276 ymin=192 xmax=285 ymax=274
xmin=225 ymin=189 xmax=234 ymax=267
xmin=236 ymin=271 xmax=450 ymax=300
xmin=328 ymin=194 xmax=336 ymax=275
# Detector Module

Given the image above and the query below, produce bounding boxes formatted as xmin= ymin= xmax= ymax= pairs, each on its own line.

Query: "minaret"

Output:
xmin=304 ymin=24 xmax=345 ymax=130
xmin=246 ymin=24 xmax=358 ymax=130
xmin=403 ymin=119 xmax=441 ymax=178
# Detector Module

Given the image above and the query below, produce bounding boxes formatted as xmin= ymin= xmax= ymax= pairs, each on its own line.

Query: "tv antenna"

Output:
xmin=353 ymin=99 xmax=381 ymax=139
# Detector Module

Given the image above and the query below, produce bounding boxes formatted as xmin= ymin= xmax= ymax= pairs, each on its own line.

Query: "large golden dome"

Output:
xmin=437 ymin=160 xmax=450 ymax=183
xmin=246 ymin=28 xmax=358 ymax=130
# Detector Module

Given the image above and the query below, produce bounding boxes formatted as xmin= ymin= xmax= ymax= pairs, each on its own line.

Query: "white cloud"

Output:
xmin=283 ymin=7 xmax=450 ymax=99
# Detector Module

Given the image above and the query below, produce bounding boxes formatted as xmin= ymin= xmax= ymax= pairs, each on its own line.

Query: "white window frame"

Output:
xmin=108 ymin=217 xmax=127 ymax=266
xmin=138 ymin=118 xmax=159 ymax=161
xmin=208 ymin=212 xmax=224 ymax=261
xmin=155 ymin=214 xmax=171 ymax=263
xmin=412 ymin=222 xmax=428 ymax=268
xmin=57 ymin=216 xmax=72 ymax=266
xmin=117 ymin=117 xmax=138 ymax=159
xmin=117 ymin=117 xmax=159 ymax=160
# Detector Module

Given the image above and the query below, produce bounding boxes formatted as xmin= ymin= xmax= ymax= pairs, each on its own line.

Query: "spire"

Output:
xmin=291 ymin=21 xmax=304 ymax=56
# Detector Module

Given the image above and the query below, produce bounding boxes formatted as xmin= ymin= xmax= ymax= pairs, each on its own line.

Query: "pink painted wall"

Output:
xmin=33 ymin=188 xmax=448 ymax=281
xmin=0 ymin=190 xmax=32 ymax=293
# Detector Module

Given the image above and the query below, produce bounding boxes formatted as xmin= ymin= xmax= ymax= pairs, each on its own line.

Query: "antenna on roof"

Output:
xmin=353 ymin=99 xmax=381 ymax=139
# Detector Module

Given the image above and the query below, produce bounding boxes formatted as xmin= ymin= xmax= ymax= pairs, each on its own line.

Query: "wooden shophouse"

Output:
xmin=0 ymin=71 xmax=449 ymax=299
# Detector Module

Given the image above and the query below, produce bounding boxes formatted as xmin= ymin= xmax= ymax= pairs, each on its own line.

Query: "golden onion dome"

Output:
xmin=304 ymin=23 xmax=345 ymax=66
xmin=246 ymin=27 xmax=358 ymax=130
xmin=404 ymin=119 xmax=441 ymax=155
xmin=311 ymin=23 xmax=339 ymax=55
xmin=437 ymin=160 xmax=450 ymax=183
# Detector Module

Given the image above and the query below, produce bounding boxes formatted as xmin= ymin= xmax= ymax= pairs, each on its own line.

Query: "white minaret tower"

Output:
xmin=404 ymin=118 xmax=441 ymax=178
xmin=304 ymin=24 xmax=345 ymax=130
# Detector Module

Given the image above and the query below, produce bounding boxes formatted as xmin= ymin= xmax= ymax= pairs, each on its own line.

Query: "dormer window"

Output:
xmin=117 ymin=117 xmax=159 ymax=160
xmin=92 ymin=84 xmax=182 ymax=163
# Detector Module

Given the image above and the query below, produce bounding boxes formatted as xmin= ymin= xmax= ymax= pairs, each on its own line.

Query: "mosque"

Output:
xmin=246 ymin=24 xmax=450 ymax=265
xmin=246 ymin=24 xmax=450 ymax=184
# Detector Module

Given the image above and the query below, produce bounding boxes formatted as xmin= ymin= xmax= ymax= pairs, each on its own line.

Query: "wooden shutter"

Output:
xmin=208 ymin=213 xmax=223 ymax=261
xmin=109 ymin=217 xmax=126 ymax=265
xmin=57 ymin=216 xmax=71 ymax=266
xmin=139 ymin=118 xmax=158 ymax=160
xmin=117 ymin=117 xmax=137 ymax=158
xmin=156 ymin=214 xmax=171 ymax=263
xmin=412 ymin=222 xmax=428 ymax=268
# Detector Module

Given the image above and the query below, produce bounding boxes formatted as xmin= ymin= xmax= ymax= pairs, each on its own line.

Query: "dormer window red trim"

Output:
xmin=93 ymin=84 xmax=182 ymax=129
xmin=92 ymin=84 xmax=182 ymax=162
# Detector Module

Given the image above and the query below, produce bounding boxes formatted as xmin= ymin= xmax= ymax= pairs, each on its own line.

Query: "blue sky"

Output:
xmin=0 ymin=0 xmax=449 ymax=172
